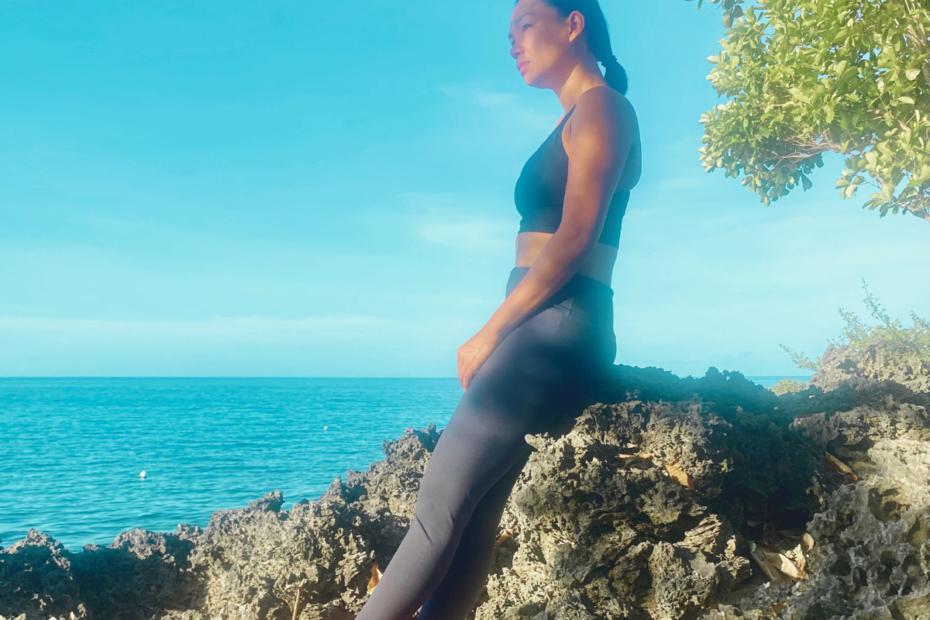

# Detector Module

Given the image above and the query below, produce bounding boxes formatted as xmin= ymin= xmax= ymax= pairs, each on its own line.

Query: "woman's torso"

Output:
xmin=515 ymin=89 xmax=642 ymax=286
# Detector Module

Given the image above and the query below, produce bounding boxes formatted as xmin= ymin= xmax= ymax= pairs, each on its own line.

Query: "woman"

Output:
xmin=355 ymin=0 xmax=641 ymax=618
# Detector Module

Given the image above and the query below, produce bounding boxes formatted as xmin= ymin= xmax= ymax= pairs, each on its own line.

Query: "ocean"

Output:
xmin=0 ymin=375 xmax=802 ymax=552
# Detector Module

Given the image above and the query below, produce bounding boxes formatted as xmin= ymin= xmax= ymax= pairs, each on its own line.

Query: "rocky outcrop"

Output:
xmin=1 ymin=362 xmax=927 ymax=620
xmin=810 ymin=340 xmax=930 ymax=395
xmin=473 ymin=398 xmax=759 ymax=620
xmin=0 ymin=531 xmax=86 ymax=620
xmin=0 ymin=428 xmax=445 ymax=620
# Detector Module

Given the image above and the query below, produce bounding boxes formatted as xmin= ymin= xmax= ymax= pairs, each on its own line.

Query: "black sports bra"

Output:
xmin=514 ymin=105 xmax=630 ymax=249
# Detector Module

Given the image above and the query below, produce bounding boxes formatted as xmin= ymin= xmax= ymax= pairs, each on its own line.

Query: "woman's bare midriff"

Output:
xmin=515 ymin=231 xmax=617 ymax=286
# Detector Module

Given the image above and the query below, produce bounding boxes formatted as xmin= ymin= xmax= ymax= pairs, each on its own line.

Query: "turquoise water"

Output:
xmin=0 ymin=375 xmax=804 ymax=552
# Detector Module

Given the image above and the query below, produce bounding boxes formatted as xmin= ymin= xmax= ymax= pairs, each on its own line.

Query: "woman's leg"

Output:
xmin=354 ymin=306 xmax=587 ymax=620
xmin=416 ymin=441 xmax=533 ymax=619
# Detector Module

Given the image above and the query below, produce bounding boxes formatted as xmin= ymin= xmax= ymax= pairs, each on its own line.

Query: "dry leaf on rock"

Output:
xmin=367 ymin=562 xmax=382 ymax=594
xmin=750 ymin=545 xmax=789 ymax=583
xmin=802 ymin=532 xmax=815 ymax=552
xmin=617 ymin=451 xmax=654 ymax=468
xmin=785 ymin=544 xmax=807 ymax=574
xmin=770 ymin=550 xmax=808 ymax=580
xmin=753 ymin=545 xmax=809 ymax=580
xmin=495 ymin=527 xmax=515 ymax=546
xmin=283 ymin=578 xmax=308 ymax=620
xmin=825 ymin=452 xmax=859 ymax=481
xmin=665 ymin=460 xmax=695 ymax=490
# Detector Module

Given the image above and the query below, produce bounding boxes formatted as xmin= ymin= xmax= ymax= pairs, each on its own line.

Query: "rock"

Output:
xmin=1 ymin=365 xmax=926 ymax=620
xmin=810 ymin=341 xmax=930 ymax=395
xmin=770 ymin=392 xmax=930 ymax=620
xmin=246 ymin=490 xmax=285 ymax=513
xmin=0 ymin=530 xmax=87 ymax=620
xmin=475 ymin=398 xmax=771 ymax=620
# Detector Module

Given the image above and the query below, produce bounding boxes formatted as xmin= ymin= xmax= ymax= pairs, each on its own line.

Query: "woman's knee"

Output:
xmin=412 ymin=484 xmax=471 ymax=546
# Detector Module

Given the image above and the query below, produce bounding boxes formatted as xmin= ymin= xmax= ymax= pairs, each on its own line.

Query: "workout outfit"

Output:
xmin=515 ymin=104 xmax=630 ymax=248
xmin=355 ymin=103 xmax=629 ymax=620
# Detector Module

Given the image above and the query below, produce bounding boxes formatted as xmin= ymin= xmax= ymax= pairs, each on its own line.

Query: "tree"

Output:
xmin=687 ymin=0 xmax=930 ymax=222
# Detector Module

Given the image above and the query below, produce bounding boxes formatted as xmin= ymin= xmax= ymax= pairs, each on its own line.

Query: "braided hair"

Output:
xmin=524 ymin=0 xmax=629 ymax=95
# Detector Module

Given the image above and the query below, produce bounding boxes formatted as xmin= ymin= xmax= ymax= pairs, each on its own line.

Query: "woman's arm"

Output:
xmin=457 ymin=87 xmax=636 ymax=389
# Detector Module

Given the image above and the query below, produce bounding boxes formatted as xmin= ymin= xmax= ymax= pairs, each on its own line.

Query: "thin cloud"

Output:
xmin=0 ymin=315 xmax=391 ymax=342
xmin=474 ymin=91 xmax=517 ymax=109
xmin=416 ymin=219 xmax=513 ymax=252
xmin=395 ymin=191 xmax=516 ymax=254
xmin=436 ymin=82 xmax=555 ymax=131
xmin=0 ymin=314 xmax=483 ymax=377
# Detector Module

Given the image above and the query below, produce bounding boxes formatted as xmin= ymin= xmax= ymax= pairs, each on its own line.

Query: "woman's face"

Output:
xmin=509 ymin=0 xmax=578 ymax=87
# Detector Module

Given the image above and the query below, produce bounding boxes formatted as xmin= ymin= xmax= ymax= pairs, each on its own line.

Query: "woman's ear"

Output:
xmin=566 ymin=10 xmax=585 ymax=44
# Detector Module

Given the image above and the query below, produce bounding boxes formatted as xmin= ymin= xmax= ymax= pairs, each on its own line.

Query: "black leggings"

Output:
xmin=355 ymin=266 xmax=617 ymax=620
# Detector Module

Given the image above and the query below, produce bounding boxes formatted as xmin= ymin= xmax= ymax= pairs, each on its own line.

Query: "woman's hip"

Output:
xmin=457 ymin=268 xmax=618 ymax=415
xmin=505 ymin=266 xmax=616 ymax=353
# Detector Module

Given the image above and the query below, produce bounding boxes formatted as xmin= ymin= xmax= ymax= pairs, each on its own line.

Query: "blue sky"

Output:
xmin=1 ymin=0 xmax=927 ymax=378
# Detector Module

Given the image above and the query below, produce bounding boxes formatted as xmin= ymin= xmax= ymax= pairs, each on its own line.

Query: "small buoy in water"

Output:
xmin=323 ymin=425 xmax=328 ymax=430
xmin=139 ymin=470 xmax=146 ymax=479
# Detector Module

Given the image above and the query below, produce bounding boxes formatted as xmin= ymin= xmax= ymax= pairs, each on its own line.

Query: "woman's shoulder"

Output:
xmin=575 ymin=85 xmax=639 ymax=133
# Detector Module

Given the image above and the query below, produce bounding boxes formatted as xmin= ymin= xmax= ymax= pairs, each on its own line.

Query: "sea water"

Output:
xmin=0 ymin=375 xmax=800 ymax=552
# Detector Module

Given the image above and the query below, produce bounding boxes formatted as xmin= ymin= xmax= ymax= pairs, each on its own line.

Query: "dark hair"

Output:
xmin=523 ymin=0 xmax=629 ymax=95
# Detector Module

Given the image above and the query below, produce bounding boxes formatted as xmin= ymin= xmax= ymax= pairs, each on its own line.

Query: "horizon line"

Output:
xmin=0 ymin=374 xmax=815 ymax=380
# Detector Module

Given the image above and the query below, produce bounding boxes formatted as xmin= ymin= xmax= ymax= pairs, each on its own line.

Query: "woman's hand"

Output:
xmin=457 ymin=327 xmax=502 ymax=391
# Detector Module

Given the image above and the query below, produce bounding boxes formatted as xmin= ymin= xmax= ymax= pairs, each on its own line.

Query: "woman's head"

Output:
xmin=509 ymin=0 xmax=628 ymax=95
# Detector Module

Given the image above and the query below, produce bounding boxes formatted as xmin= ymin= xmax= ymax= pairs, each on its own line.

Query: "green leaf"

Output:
xmin=898 ymin=96 xmax=915 ymax=104
xmin=905 ymin=68 xmax=921 ymax=81
xmin=882 ymin=183 xmax=894 ymax=201
xmin=788 ymin=87 xmax=811 ymax=104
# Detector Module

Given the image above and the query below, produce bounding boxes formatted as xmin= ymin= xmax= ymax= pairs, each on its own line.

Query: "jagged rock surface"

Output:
xmin=1 ymin=362 xmax=927 ymax=620
xmin=811 ymin=340 xmax=930 ymax=395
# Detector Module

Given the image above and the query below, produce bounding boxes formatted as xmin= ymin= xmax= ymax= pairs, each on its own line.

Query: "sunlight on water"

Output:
xmin=0 ymin=378 xmax=462 ymax=551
